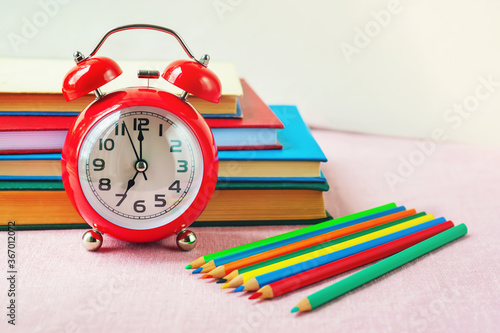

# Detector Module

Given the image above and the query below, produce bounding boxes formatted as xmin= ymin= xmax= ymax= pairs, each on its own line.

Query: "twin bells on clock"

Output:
xmin=62 ymin=50 xmax=221 ymax=104
xmin=61 ymin=25 xmax=222 ymax=252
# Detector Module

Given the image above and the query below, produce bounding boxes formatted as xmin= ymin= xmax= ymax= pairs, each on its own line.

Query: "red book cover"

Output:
xmin=205 ymin=79 xmax=284 ymax=129
xmin=0 ymin=115 xmax=75 ymax=131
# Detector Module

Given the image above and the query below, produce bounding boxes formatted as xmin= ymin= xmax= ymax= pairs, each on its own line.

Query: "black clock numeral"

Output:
xmin=134 ymin=200 xmax=146 ymax=213
xmin=114 ymin=122 xmax=126 ymax=136
xmin=177 ymin=160 xmax=188 ymax=173
xmin=93 ymin=158 xmax=105 ymax=171
xmin=159 ymin=123 xmax=163 ymax=137
xmin=155 ymin=194 xmax=167 ymax=207
xmin=133 ymin=118 xmax=149 ymax=131
xmin=170 ymin=140 xmax=182 ymax=153
xmin=115 ymin=194 xmax=127 ymax=206
xmin=99 ymin=138 xmax=114 ymax=151
xmin=98 ymin=178 xmax=111 ymax=191
xmin=169 ymin=180 xmax=181 ymax=193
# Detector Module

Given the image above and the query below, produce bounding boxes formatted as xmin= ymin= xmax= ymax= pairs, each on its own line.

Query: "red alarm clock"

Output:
xmin=61 ymin=24 xmax=221 ymax=251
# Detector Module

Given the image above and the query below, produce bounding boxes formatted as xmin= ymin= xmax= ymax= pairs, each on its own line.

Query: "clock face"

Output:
xmin=78 ymin=106 xmax=204 ymax=230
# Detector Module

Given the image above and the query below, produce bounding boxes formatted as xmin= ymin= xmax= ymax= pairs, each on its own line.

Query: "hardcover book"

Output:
xmin=0 ymin=58 xmax=243 ymax=115
xmin=0 ymin=180 xmax=329 ymax=224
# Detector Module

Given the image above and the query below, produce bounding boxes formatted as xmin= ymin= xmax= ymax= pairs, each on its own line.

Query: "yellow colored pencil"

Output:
xmin=222 ymin=214 xmax=434 ymax=287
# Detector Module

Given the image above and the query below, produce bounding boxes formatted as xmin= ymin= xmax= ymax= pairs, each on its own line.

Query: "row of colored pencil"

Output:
xmin=186 ymin=203 xmax=467 ymax=313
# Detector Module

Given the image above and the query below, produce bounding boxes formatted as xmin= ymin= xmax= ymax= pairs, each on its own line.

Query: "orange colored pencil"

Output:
xmin=204 ymin=209 xmax=416 ymax=279
xmin=250 ymin=221 xmax=454 ymax=299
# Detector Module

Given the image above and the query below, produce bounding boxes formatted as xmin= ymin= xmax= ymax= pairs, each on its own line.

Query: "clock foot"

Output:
xmin=82 ymin=229 xmax=103 ymax=251
xmin=176 ymin=229 xmax=197 ymax=251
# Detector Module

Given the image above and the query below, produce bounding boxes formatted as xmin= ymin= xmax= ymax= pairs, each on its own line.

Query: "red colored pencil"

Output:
xmin=250 ymin=221 xmax=454 ymax=300
xmin=203 ymin=209 xmax=417 ymax=277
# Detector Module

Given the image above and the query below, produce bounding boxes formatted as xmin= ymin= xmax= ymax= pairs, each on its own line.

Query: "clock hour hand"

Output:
xmin=115 ymin=171 xmax=139 ymax=206
xmin=138 ymin=128 xmax=144 ymax=159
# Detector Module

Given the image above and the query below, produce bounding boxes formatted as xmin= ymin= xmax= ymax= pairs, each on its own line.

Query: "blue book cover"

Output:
xmin=218 ymin=105 xmax=327 ymax=162
xmin=217 ymin=174 xmax=327 ymax=183
xmin=0 ymin=154 xmax=61 ymax=161
xmin=1 ymin=105 xmax=326 ymax=163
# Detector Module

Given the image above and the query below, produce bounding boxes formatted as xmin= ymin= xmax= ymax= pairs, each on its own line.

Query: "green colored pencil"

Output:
xmin=186 ymin=203 xmax=397 ymax=269
xmin=292 ymin=223 xmax=467 ymax=313
xmin=221 ymin=212 xmax=427 ymax=284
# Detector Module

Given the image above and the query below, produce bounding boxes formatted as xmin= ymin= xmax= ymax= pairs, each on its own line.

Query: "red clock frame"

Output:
xmin=61 ymin=87 xmax=218 ymax=243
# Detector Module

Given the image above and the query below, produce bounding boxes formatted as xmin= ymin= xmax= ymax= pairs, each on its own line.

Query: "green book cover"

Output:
xmin=0 ymin=213 xmax=332 ymax=230
xmin=0 ymin=179 xmax=329 ymax=192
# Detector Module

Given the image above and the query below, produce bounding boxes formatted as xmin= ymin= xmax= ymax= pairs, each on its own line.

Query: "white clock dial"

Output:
xmin=78 ymin=106 xmax=204 ymax=230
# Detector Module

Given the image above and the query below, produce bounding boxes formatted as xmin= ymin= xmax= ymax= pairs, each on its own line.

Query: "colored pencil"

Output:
xmin=291 ymin=223 xmax=467 ymax=313
xmin=222 ymin=215 xmax=433 ymax=288
xmin=240 ymin=218 xmax=450 ymax=292
xmin=223 ymin=213 xmax=428 ymax=289
xmin=186 ymin=203 xmax=398 ymax=268
xmin=196 ymin=205 xmax=405 ymax=273
xmin=214 ymin=214 xmax=434 ymax=284
xmin=227 ymin=214 xmax=434 ymax=290
xmin=222 ymin=212 xmax=428 ymax=283
xmin=202 ymin=209 xmax=416 ymax=276
xmin=250 ymin=220 xmax=454 ymax=298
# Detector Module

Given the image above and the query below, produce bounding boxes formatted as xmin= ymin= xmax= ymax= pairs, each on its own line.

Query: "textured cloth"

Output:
xmin=1 ymin=129 xmax=499 ymax=332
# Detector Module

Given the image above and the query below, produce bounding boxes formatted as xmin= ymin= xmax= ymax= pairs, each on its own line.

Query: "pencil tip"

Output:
xmin=291 ymin=307 xmax=299 ymax=313
xmin=249 ymin=292 xmax=262 ymax=300
xmin=221 ymin=283 xmax=230 ymax=289
xmin=201 ymin=274 xmax=212 ymax=279
xmin=216 ymin=279 xmax=227 ymax=284
xmin=234 ymin=286 xmax=244 ymax=292
xmin=185 ymin=264 xmax=192 ymax=269
xmin=192 ymin=267 xmax=202 ymax=274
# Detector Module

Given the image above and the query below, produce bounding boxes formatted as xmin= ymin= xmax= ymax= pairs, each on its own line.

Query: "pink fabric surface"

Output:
xmin=2 ymin=129 xmax=499 ymax=332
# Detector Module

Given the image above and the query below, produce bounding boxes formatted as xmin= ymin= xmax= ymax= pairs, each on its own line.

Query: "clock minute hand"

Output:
xmin=137 ymin=127 xmax=147 ymax=181
xmin=123 ymin=122 xmax=140 ymax=161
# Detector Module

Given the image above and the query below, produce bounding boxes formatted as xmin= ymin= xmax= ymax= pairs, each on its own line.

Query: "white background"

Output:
xmin=1 ymin=0 xmax=499 ymax=145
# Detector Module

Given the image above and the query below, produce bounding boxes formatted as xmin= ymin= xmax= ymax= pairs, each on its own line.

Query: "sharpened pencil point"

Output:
xmin=223 ymin=270 xmax=239 ymax=282
xmin=188 ymin=257 xmax=206 ymax=269
xmin=206 ymin=265 xmax=226 ymax=278
xmin=234 ymin=286 xmax=244 ymax=292
xmin=185 ymin=264 xmax=192 ymax=269
xmin=201 ymin=274 xmax=212 ymax=279
xmin=192 ymin=267 xmax=202 ymax=274
xmin=200 ymin=261 xmax=216 ymax=273
xmin=249 ymin=292 xmax=262 ymax=300
xmin=291 ymin=307 xmax=299 ymax=313
xmin=216 ymin=279 xmax=227 ymax=284
xmin=221 ymin=283 xmax=230 ymax=289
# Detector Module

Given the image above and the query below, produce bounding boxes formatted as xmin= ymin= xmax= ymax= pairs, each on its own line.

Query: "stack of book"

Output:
xmin=0 ymin=58 xmax=329 ymax=230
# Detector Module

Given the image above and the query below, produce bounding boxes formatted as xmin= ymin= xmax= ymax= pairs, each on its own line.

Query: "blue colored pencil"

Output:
xmin=195 ymin=206 xmax=407 ymax=273
xmin=238 ymin=217 xmax=446 ymax=291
